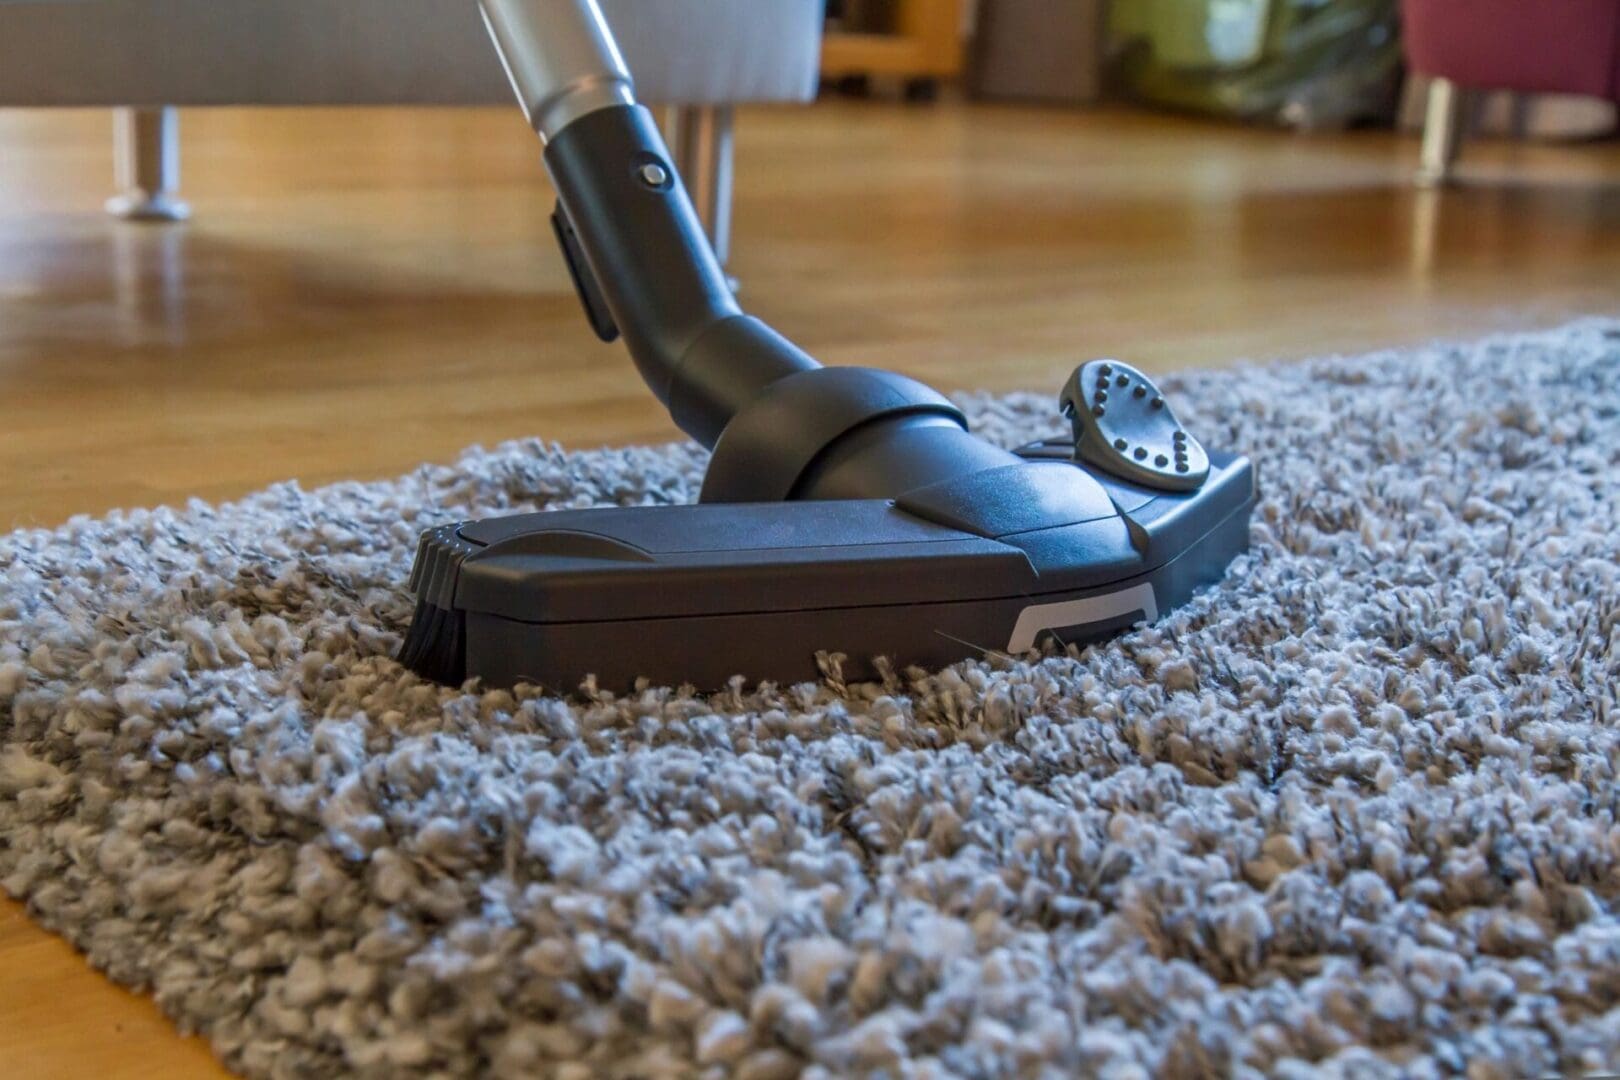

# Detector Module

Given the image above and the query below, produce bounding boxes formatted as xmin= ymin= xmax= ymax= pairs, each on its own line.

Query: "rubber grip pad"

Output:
xmin=1061 ymin=360 xmax=1210 ymax=492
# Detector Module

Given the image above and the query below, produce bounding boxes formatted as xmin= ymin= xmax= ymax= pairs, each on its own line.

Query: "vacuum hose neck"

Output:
xmin=477 ymin=0 xmax=819 ymax=448
xmin=473 ymin=0 xmax=1002 ymax=503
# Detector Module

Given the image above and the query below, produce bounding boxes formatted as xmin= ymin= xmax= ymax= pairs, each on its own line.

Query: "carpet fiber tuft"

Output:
xmin=4 ymin=323 xmax=1620 ymax=1078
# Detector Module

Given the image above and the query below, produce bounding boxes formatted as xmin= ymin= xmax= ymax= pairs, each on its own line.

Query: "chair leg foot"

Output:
xmin=1416 ymin=78 xmax=1465 ymax=188
xmin=105 ymin=191 xmax=191 ymax=222
xmin=107 ymin=107 xmax=191 ymax=222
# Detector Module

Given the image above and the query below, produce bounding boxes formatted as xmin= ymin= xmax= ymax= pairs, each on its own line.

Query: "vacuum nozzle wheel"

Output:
xmin=1060 ymin=360 xmax=1210 ymax=492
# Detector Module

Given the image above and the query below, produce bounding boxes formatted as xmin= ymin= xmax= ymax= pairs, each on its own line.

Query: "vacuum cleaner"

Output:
xmin=399 ymin=0 xmax=1257 ymax=690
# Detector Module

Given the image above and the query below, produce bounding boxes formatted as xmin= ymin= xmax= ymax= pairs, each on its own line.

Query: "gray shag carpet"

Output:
xmin=4 ymin=322 xmax=1620 ymax=1079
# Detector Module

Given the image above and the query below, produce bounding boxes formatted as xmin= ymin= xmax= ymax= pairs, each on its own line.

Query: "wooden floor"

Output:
xmin=1 ymin=99 xmax=1617 ymax=1076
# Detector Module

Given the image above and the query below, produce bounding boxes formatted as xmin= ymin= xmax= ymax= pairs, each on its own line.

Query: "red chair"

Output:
xmin=1401 ymin=0 xmax=1620 ymax=183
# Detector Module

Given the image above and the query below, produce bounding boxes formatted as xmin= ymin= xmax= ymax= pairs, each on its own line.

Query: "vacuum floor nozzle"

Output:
xmin=400 ymin=362 xmax=1255 ymax=691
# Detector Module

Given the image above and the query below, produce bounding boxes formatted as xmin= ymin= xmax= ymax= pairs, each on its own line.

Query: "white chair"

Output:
xmin=0 ymin=0 xmax=825 ymax=263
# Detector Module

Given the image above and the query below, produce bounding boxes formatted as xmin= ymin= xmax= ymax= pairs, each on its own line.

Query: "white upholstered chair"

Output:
xmin=0 ymin=0 xmax=825 ymax=263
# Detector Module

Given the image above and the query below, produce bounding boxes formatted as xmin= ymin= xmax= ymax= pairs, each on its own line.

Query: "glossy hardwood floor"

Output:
xmin=1 ymin=100 xmax=1617 ymax=1077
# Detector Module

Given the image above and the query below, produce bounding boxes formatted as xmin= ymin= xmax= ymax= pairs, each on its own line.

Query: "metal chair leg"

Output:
xmin=1417 ymin=78 xmax=1465 ymax=188
xmin=667 ymin=104 xmax=734 ymax=268
xmin=106 ymin=106 xmax=191 ymax=222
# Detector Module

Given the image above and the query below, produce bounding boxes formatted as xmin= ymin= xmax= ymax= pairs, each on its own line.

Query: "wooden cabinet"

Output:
xmin=822 ymin=0 xmax=965 ymax=85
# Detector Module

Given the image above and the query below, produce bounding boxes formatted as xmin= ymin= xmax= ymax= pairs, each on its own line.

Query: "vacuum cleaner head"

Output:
xmin=400 ymin=360 xmax=1255 ymax=690
xmin=398 ymin=3 xmax=1254 ymax=691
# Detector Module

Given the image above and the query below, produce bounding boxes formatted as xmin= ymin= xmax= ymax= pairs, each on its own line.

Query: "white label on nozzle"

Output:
xmin=1006 ymin=584 xmax=1158 ymax=653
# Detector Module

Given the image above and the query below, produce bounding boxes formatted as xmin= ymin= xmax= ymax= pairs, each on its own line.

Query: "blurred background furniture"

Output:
xmin=1402 ymin=0 xmax=1620 ymax=185
xmin=822 ymin=0 xmax=965 ymax=101
xmin=0 ymin=0 xmax=824 ymax=263
xmin=1108 ymin=0 xmax=1401 ymax=128
xmin=970 ymin=0 xmax=1109 ymax=105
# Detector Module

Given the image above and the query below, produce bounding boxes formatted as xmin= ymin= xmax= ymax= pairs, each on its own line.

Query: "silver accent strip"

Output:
xmin=478 ymin=0 xmax=636 ymax=143
xmin=1006 ymin=584 xmax=1159 ymax=653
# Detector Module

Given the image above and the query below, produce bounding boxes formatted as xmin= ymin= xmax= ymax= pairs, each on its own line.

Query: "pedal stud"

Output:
xmin=1113 ymin=438 xmax=1127 ymax=450
xmin=1134 ymin=447 xmax=1147 ymax=460
xmin=1155 ymin=454 xmax=1168 ymax=467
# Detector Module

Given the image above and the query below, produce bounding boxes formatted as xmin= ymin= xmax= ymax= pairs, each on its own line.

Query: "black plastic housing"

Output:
xmin=407 ymin=452 xmax=1255 ymax=689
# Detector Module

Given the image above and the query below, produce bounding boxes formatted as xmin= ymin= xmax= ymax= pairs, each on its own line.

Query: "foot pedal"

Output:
xmin=1061 ymin=360 xmax=1209 ymax=492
